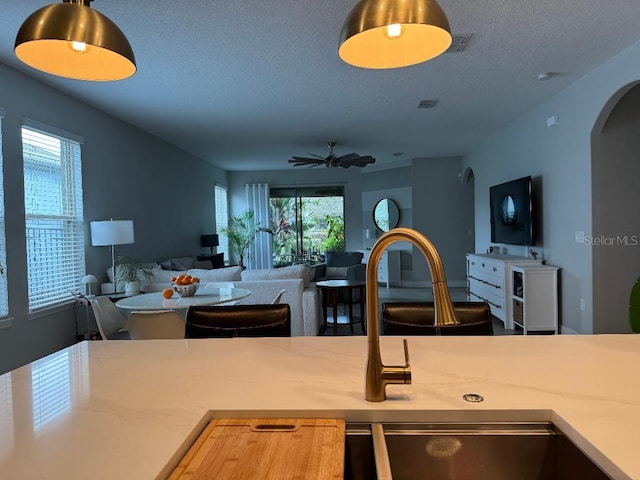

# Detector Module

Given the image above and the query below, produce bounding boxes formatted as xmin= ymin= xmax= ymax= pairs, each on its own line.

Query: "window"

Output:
xmin=0 ymin=112 xmax=8 ymax=317
xmin=269 ymin=186 xmax=345 ymax=266
xmin=22 ymin=123 xmax=85 ymax=311
xmin=214 ymin=185 xmax=229 ymax=263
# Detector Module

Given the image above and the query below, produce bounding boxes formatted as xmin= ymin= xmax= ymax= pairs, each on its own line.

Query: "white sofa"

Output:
xmin=237 ymin=265 xmax=322 ymax=336
xmin=104 ymin=260 xmax=322 ymax=337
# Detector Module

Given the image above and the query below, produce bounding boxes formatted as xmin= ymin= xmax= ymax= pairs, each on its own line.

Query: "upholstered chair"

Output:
xmin=185 ymin=304 xmax=291 ymax=338
xmin=382 ymin=301 xmax=494 ymax=336
xmin=314 ymin=251 xmax=365 ymax=282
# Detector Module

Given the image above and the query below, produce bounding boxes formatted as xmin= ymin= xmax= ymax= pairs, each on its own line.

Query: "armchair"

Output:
xmin=314 ymin=251 xmax=365 ymax=282
xmin=314 ymin=251 xmax=366 ymax=304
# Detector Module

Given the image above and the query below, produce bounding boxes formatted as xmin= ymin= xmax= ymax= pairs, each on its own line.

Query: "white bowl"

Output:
xmin=172 ymin=282 xmax=199 ymax=297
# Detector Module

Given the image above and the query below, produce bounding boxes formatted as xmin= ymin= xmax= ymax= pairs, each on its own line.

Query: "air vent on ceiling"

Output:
xmin=417 ymin=99 xmax=439 ymax=109
xmin=445 ymin=34 xmax=473 ymax=53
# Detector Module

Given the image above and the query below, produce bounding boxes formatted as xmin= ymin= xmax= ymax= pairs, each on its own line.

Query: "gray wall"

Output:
xmin=362 ymin=165 xmax=413 ymax=278
xmin=411 ymin=157 xmax=474 ymax=286
xmin=464 ymin=38 xmax=640 ymax=334
xmin=0 ymin=64 xmax=225 ymax=374
xmin=361 ymin=161 xmax=474 ymax=287
xmin=591 ymin=84 xmax=640 ymax=333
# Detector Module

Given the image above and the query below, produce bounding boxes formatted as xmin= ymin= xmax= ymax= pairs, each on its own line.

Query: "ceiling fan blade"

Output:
xmin=291 ymin=156 xmax=322 ymax=162
xmin=288 ymin=158 xmax=325 ymax=167
xmin=339 ymin=156 xmax=376 ymax=168
xmin=336 ymin=153 xmax=360 ymax=163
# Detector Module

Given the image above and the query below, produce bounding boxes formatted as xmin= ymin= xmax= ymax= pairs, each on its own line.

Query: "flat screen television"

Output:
xmin=490 ymin=175 xmax=535 ymax=246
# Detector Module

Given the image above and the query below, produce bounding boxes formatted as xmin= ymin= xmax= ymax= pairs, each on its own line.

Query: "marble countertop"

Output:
xmin=0 ymin=335 xmax=638 ymax=479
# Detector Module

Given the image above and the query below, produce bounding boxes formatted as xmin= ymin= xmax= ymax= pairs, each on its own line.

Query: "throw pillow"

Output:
xmin=193 ymin=260 xmax=213 ymax=269
xmin=171 ymin=257 xmax=195 ymax=270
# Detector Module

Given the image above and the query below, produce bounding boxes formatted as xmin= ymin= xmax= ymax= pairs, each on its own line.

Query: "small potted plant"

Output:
xmin=116 ymin=256 xmax=153 ymax=294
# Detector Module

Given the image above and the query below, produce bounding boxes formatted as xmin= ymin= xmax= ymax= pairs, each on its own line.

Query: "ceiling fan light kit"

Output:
xmin=15 ymin=0 xmax=136 ymax=81
xmin=338 ymin=0 xmax=452 ymax=69
xmin=288 ymin=142 xmax=375 ymax=168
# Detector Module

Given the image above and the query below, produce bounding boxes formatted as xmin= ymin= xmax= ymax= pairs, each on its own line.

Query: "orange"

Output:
xmin=162 ymin=288 xmax=174 ymax=299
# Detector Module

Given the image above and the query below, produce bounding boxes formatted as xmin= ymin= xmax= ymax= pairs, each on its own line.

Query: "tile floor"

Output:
xmin=317 ymin=285 xmax=518 ymax=336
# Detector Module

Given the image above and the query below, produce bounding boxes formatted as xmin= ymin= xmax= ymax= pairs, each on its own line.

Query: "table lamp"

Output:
xmin=201 ymin=234 xmax=219 ymax=255
xmin=81 ymin=274 xmax=98 ymax=297
xmin=90 ymin=219 xmax=135 ymax=293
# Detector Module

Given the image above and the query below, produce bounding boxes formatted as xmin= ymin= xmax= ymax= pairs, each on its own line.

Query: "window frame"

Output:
xmin=214 ymin=184 xmax=229 ymax=264
xmin=0 ymin=111 xmax=8 ymax=319
xmin=22 ymin=121 xmax=85 ymax=313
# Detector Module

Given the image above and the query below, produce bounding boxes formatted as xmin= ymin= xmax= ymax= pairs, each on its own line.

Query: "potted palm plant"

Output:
xmin=222 ymin=210 xmax=263 ymax=268
xmin=116 ymin=256 xmax=153 ymax=294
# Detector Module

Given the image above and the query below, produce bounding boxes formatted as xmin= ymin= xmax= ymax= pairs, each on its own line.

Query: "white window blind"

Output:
xmin=22 ymin=125 xmax=85 ymax=311
xmin=214 ymin=185 xmax=229 ymax=263
xmin=0 ymin=113 xmax=8 ymax=317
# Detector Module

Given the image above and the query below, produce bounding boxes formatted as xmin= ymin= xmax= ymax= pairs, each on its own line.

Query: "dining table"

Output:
xmin=115 ymin=287 xmax=252 ymax=315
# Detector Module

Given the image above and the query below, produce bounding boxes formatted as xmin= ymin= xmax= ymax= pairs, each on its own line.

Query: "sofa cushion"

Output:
xmin=187 ymin=266 xmax=242 ymax=282
xmin=241 ymin=264 xmax=310 ymax=287
xmin=152 ymin=268 xmax=187 ymax=283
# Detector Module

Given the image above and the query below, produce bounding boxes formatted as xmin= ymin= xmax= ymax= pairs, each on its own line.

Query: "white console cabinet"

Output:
xmin=511 ymin=266 xmax=559 ymax=334
xmin=466 ymin=253 xmax=542 ymax=328
xmin=359 ymin=249 xmax=401 ymax=288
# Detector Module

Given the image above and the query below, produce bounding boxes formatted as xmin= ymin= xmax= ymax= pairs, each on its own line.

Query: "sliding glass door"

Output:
xmin=269 ymin=186 xmax=344 ymax=267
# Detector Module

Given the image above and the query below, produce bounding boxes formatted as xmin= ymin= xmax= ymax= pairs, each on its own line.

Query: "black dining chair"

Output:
xmin=382 ymin=301 xmax=494 ymax=336
xmin=185 ymin=304 xmax=291 ymax=338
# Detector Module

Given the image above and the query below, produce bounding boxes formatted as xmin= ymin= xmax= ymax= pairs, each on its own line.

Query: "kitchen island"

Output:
xmin=0 ymin=335 xmax=638 ymax=479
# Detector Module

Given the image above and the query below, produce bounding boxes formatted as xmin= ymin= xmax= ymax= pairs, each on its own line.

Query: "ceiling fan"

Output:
xmin=288 ymin=142 xmax=375 ymax=168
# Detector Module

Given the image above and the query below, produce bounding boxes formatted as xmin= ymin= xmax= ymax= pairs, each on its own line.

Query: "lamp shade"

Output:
xmin=338 ymin=0 xmax=452 ymax=69
xmin=81 ymin=274 xmax=98 ymax=285
xmin=14 ymin=0 xmax=136 ymax=81
xmin=90 ymin=220 xmax=134 ymax=246
xmin=201 ymin=234 xmax=219 ymax=248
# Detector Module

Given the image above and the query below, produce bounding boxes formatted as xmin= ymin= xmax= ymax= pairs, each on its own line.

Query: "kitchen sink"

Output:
xmin=344 ymin=422 xmax=612 ymax=480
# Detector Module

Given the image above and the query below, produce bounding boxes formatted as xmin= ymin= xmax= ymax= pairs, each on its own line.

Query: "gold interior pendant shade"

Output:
xmin=339 ymin=0 xmax=452 ymax=69
xmin=15 ymin=0 xmax=136 ymax=81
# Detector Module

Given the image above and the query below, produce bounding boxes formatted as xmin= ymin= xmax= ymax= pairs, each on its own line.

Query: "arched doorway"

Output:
xmin=461 ymin=166 xmax=476 ymax=252
xmin=591 ymin=82 xmax=640 ymax=333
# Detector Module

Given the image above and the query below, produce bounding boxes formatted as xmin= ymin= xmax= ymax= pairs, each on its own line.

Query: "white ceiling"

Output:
xmin=1 ymin=0 xmax=640 ymax=171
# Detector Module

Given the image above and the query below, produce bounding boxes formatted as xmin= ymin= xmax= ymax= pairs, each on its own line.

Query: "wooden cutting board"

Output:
xmin=169 ymin=418 xmax=345 ymax=479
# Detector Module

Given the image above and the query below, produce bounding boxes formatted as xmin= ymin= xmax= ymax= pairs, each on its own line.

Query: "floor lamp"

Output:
xmin=90 ymin=219 xmax=135 ymax=294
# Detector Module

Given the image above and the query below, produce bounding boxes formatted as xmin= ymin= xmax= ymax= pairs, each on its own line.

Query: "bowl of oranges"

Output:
xmin=171 ymin=274 xmax=200 ymax=297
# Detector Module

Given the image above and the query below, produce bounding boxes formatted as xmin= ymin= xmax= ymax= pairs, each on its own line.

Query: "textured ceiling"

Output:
xmin=1 ymin=0 xmax=640 ymax=171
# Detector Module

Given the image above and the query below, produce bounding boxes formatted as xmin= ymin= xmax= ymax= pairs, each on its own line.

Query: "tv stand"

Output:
xmin=466 ymin=253 xmax=542 ymax=328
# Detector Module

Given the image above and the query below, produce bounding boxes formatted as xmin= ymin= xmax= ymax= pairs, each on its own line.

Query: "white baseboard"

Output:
xmin=560 ymin=325 xmax=580 ymax=335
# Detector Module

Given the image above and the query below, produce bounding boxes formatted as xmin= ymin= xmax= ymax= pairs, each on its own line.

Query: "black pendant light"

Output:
xmin=339 ymin=0 xmax=452 ymax=69
xmin=15 ymin=0 xmax=136 ymax=81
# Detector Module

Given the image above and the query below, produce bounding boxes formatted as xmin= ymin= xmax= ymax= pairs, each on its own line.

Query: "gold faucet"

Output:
xmin=365 ymin=227 xmax=460 ymax=402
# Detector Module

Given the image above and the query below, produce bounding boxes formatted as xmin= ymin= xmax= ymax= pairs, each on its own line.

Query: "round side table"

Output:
xmin=316 ymin=280 xmax=366 ymax=335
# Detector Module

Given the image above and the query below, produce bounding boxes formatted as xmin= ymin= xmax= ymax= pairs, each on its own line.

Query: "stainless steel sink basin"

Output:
xmin=344 ymin=422 xmax=612 ymax=480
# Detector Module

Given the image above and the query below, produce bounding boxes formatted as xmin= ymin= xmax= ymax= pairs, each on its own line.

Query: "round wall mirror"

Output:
xmin=501 ymin=195 xmax=516 ymax=224
xmin=373 ymin=198 xmax=400 ymax=231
